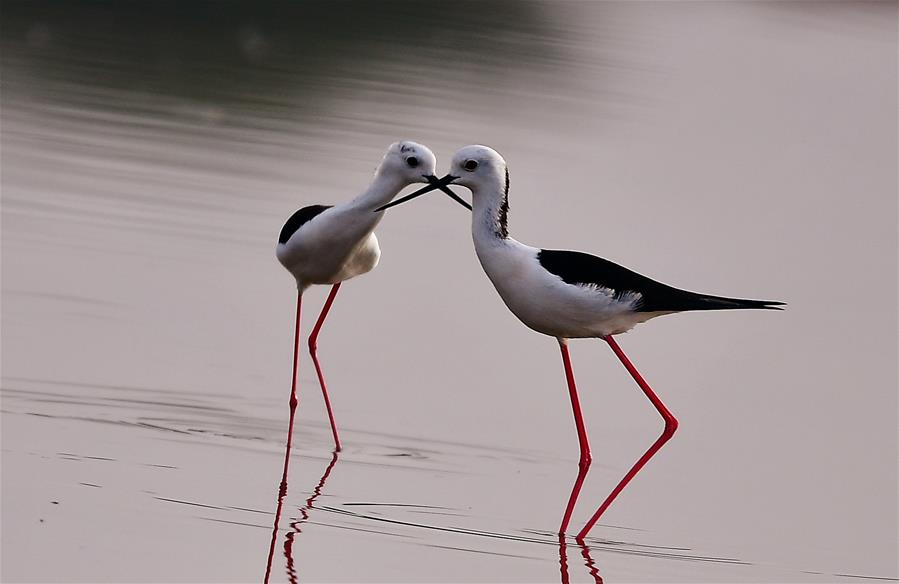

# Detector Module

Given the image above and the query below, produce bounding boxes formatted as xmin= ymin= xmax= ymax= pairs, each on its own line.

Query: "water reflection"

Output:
xmin=263 ymin=449 xmax=340 ymax=584
xmin=559 ymin=535 xmax=571 ymax=584
xmin=262 ymin=466 xmax=289 ymax=584
xmin=559 ymin=534 xmax=604 ymax=584
xmin=579 ymin=542 xmax=604 ymax=584
xmin=284 ymin=451 xmax=340 ymax=584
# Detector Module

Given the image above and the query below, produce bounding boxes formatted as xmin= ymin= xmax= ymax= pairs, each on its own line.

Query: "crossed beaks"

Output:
xmin=375 ymin=174 xmax=468 ymax=212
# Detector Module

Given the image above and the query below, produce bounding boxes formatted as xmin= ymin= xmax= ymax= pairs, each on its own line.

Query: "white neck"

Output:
xmin=351 ymin=170 xmax=408 ymax=211
xmin=470 ymin=177 xmax=510 ymax=248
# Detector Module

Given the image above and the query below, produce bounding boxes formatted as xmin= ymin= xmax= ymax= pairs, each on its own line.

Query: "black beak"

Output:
xmin=374 ymin=174 xmax=468 ymax=212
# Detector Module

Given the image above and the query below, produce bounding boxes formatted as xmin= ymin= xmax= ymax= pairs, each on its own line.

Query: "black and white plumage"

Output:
xmin=272 ymin=140 xmax=462 ymax=456
xmin=276 ymin=141 xmax=440 ymax=289
xmin=374 ymin=144 xmax=783 ymax=539
xmin=269 ymin=143 xmax=461 ymax=569
xmin=278 ymin=205 xmax=333 ymax=245
xmin=536 ymin=248 xmax=782 ymax=314
xmin=437 ymin=145 xmax=782 ymax=339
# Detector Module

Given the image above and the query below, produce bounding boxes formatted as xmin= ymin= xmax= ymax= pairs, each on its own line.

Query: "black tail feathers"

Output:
xmin=675 ymin=292 xmax=785 ymax=312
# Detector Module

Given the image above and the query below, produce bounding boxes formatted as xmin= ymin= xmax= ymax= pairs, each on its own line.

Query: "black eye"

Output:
xmin=463 ymin=159 xmax=479 ymax=171
xmin=406 ymin=156 xmax=419 ymax=168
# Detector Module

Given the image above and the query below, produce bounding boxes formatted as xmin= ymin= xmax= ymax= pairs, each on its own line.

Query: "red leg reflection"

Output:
xmin=264 ymin=292 xmax=303 ymax=584
xmin=576 ymin=335 xmax=678 ymax=541
xmin=579 ymin=541 xmax=604 ymax=584
xmin=558 ymin=339 xmax=593 ymax=535
xmin=559 ymin=534 xmax=571 ymax=584
xmin=284 ymin=450 xmax=340 ymax=584
xmin=560 ymin=534 xmax=603 ymax=584
xmin=308 ymin=283 xmax=342 ymax=451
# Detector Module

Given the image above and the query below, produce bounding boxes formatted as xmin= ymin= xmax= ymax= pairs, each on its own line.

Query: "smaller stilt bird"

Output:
xmin=275 ymin=140 xmax=467 ymax=464
xmin=376 ymin=144 xmax=783 ymax=541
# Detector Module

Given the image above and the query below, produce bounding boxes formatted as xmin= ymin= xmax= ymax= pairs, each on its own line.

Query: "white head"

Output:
xmin=445 ymin=145 xmax=508 ymax=194
xmin=376 ymin=141 xmax=439 ymax=185
xmin=444 ymin=145 xmax=510 ymax=238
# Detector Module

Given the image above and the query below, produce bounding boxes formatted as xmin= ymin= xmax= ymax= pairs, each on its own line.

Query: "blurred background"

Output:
xmin=2 ymin=1 xmax=896 ymax=582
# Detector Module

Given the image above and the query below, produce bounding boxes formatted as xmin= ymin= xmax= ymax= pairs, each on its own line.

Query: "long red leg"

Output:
xmin=575 ymin=335 xmax=678 ymax=541
xmin=264 ymin=292 xmax=303 ymax=584
xmin=558 ymin=339 xmax=592 ymax=535
xmin=308 ymin=283 xmax=342 ymax=451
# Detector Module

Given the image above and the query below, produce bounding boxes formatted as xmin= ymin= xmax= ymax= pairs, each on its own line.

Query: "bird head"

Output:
xmin=378 ymin=141 xmax=438 ymax=185
xmin=445 ymin=145 xmax=507 ymax=192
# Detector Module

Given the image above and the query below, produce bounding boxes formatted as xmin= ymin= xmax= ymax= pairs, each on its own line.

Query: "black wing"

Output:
xmin=278 ymin=205 xmax=333 ymax=244
xmin=537 ymin=248 xmax=784 ymax=313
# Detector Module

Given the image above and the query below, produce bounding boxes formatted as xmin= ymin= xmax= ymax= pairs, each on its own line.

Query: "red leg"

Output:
xmin=264 ymin=292 xmax=303 ymax=584
xmin=558 ymin=339 xmax=592 ymax=535
xmin=575 ymin=335 xmax=678 ymax=541
xmin=309 ymin=283 xmax=342 ymax=451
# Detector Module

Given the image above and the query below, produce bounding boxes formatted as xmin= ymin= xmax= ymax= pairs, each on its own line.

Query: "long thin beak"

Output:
xmin=374 ymin=174 xmax=468 ymax=212
xmin=436 ymin=176 xmax=471 ymax=210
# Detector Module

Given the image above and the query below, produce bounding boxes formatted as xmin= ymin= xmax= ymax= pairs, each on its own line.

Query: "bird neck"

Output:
xmin=352 ymin=170 xmax=408 ymax=210
xmin=471 ymin=168 xmax=510 ymax=244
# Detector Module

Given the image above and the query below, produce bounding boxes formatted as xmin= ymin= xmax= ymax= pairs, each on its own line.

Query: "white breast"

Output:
xmin=276 ymin=204 xmax=383 ymax=289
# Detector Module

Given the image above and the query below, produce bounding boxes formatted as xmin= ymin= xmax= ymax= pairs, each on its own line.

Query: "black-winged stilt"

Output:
xmin=376 ymin=144 xmax=783 ymax=541
xmin=275 ymin=140 xmax=464 ymax=456
xmin=265 ymin=141 xmax=464 ymax=583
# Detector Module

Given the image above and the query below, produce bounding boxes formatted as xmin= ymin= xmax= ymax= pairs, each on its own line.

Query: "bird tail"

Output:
xmin=671 ymin=291 xmax=785 ymax=312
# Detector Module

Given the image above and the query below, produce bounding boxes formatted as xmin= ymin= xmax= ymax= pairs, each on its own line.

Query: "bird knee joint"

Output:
xmin=664 ymin=417 xmax=679 ymax=437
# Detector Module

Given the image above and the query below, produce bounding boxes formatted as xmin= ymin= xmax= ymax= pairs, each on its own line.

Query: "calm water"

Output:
xmin=2 ymin=2 xmax=897 ymax=582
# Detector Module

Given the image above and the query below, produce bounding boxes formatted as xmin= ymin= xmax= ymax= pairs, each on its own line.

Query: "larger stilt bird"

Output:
xmin=376 ymin=145 xmax=783 ymax=540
